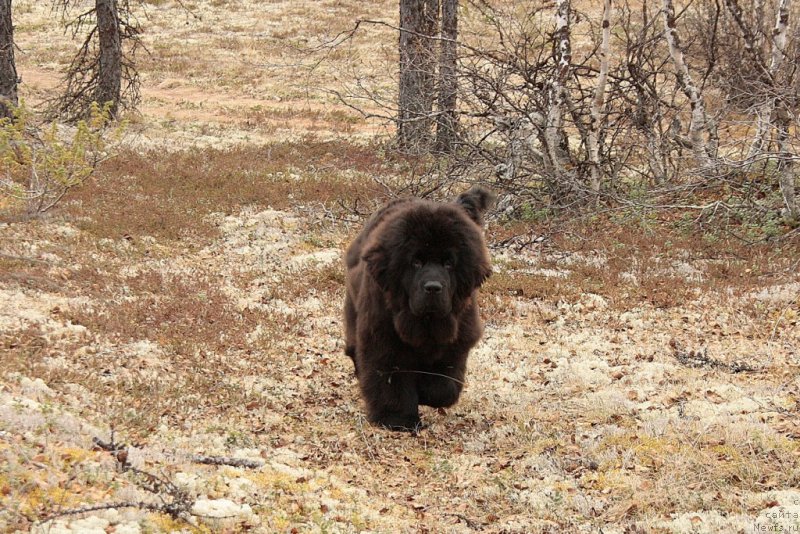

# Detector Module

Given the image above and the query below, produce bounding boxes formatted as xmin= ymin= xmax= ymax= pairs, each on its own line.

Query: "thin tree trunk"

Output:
xmin=0 ymin=0 xmax=17 ymax=119
xmin=435 ymin=0 xmax=457 ymax=153
xmin=770 ymin=0 xmax=796 ymax=222
xmin=724 ymin=0 xmax=774 ymax=85
xmin=646 ymin=130 xmax=668 ymax=183
xmin=776 ymin=107 xmax=797 ymax=222
xmin=754 ymin=0 xmax=766 ymax=49
xmin=769 ymin=0 xmax=789 ymax=73
xmin=662 ymin=0 xmax=712 ymax=167
xmin=398 ymin=0 xmax=438 ymax=153
xmin=747 ymin=0 xmax=789 ymax=158
xmin=749 ymin=103 xmax=774 ymax=158
xmin=95 ymin=0 xmax=121 ymax=116
xmin=587 ymin=0 xmax=612 ymax=195
xmin=544 ymin=0 xmax=572 ymax=182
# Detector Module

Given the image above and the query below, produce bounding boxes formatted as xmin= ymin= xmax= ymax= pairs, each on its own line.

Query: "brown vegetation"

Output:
xmin=1 ymin=1 xmax=798 ymax=532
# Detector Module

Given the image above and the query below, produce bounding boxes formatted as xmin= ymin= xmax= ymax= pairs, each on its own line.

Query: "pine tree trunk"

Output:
xmin=0 ymin=0 xmax=17 ymax=119
xmin=398 ymin=0 xmax=438 ymax=153
xmin=95 ymin=0 xmax=121 ymax=116
xmin=434 ymin=0 xmax=457 ymax=154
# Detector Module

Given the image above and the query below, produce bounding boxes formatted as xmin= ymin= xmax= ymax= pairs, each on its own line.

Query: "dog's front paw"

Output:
xmin=370 ymin=412 xmax=424 ymax=433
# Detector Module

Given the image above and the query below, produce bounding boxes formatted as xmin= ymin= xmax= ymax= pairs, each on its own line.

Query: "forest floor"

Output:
xmin=2 ymin=1 xmax=800 ymax=533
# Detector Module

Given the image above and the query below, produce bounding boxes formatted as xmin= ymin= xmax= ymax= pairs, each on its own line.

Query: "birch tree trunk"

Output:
xmin=754 ymin=0 xmax=766 ymax=50
xmin=769 ymin=0 xmax=789 ymax=74
xmin=587 ymin=0 xmax=612 ymax=195
xmin=544 ymin=0 xmax=572 ymax=183
xmin=776 ymin=107 xmax=797 ymax=223
xmin=0 ymin=0 xmax=16 ymax=119
xmin=95 ymin=0 xmax=122 ymax=116
xmin=434 ymin=0 xmax=457 ymax=153
xmin=661 ymin=0 xmax=712 ymax=167
xmin=770 ymin=0 xmax=797 ymax=222
xmin=747 ymin=0 xmax=789 ymax=158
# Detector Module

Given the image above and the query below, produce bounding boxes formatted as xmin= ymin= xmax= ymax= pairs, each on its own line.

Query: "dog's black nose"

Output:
xmin=424 ymin=281 xmax=443 ymax=294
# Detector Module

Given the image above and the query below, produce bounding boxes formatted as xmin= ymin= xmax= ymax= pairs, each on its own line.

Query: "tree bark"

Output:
xmin=587 ymin=0 xmax=612 ymax=196
xmin=398 ymin=0 xmax=439 ymax=153
xmin=95 ymin=0 xmax=122 ymax=116
xmin=724 ymin=0 xmax=795 ymax=221
xmin=544 ymin=0 xmax=572 ymax=182
xmin=662 ymin=0 xmax=712 ymax=167
xmin=776 ymin=107 xmax=797 ymax=223
xmin=0 ymin=0 xmax=17 ymax=119
xmin=770 ymin=0 xmax=797 ymax=222
xmin=434 ymin=0 xmax=457 ymax=153
xmin=754 ymin=0 xmax=766 ymax=49
xmin=744 ymin=0 xmax=789 ymax=158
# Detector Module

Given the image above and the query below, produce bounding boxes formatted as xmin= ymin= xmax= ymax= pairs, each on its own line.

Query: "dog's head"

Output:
xmin=362 ymin=190 xmax=492 ymax=325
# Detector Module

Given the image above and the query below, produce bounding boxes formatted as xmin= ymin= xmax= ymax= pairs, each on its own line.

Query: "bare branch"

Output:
xmin=191 ymin=455 xmax=264 ymax=469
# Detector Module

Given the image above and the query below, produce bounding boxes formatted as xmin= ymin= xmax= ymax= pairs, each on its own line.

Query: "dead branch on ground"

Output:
xmin=669 ymin=338 xmax=760 ymax=373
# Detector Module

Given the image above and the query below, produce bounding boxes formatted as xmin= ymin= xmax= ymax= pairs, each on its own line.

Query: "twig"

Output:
xmin=768 ymin=303 xmax=797 ymax=346
xmin=0 ymin=252 xmax=53 ymax=265
xmin=669 ymin=338 xmax=759 ymax=373
xmin=85 ymin=434 xmax=195 ymax=520
xmin=491 ymin=233 xmax=549 ymax=252
xmin=173 ymin=0 xmax=202 ymax=20
xmin=191 ymin=455 xmax=264 ymax=469
xmin=443 ymin=512 xmax=483 ymax=530
xmin=335 ymin=197 xmax=369 ymax=220
xmin=91 ymin=434 xmax=130 ymax=469
xmin=355 ymin=415 xmax=378 ymax=462
xmin=39 ymin=501 xmax=186 ymax=524
xmin=380 ymin=369 xmax=466 ymax=386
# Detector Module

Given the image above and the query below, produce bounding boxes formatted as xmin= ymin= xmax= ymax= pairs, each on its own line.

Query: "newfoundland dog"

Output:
xmin=343 ymin=187 xmax=493 ymax=431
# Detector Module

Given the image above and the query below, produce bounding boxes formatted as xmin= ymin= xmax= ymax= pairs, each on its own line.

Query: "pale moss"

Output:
xmin=246 ymin=469 xmax=310 ymax=493
xmin=527 ymin=436 xmax=562 ymax=455
xmin=580 ymin=468 xmax=631 ymax=491
xmin=56 ymin=445 xmax=93 ymax=465
xmin=145 ymin=513 xmax=212 ymax=533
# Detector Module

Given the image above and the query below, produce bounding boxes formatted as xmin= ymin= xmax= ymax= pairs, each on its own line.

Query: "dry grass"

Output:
xmin=0 ymin=131 xmax=800 ymax=532
xmin=487 ymin=216 xmax=798 ymax=314
xmin=3 ymin=146 xmax=797 ymax=530
xmin=13 ymin=0 xmax=397 ymax=146
xmin=62 ymin=140 xmax=390 ymax=242
xmin=2 ymin=0 xmax=800 ymax=532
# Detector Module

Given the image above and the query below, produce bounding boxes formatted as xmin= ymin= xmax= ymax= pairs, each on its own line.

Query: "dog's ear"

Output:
xmin=474 ymin=257 xmax=492 ymax=288
xmin=456 ymin=186 xmax=496 ymax=226
xmin=455 ymin=245 xmax=492 ymax=301
xmin=455 ymin=260 xmax=491 ymax=302
xmin=362 ymin=244 xmax=390 ymax=289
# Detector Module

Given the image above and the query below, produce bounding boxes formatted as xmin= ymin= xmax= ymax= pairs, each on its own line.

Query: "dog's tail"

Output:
xmin=456 ymin=186 xmax=496 ymax=226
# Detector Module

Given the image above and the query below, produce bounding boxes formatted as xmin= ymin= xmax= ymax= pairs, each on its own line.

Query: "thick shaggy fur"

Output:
xmin=344 ymin=187 xmax=493 ymax=431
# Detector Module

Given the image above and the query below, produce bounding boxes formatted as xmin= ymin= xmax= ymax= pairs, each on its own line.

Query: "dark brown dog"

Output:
xmin=344 ymin=187 xmax=493 ymax=431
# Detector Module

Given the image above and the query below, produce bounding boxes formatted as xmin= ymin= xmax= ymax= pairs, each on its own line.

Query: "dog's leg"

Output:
xmin=358 ymin=356 xmax=421 ymax=432
xmin=417 ymin=356 xmax=466 ymax=408
xmin=343 ymin=292 xmax=358 ymax=373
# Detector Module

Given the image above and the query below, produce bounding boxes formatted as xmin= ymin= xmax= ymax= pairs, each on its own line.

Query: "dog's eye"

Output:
xmin=444 ymin=259 xmax=454 ymax=270
xmin=412 ymin=259 xmax=423 ymax=269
